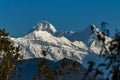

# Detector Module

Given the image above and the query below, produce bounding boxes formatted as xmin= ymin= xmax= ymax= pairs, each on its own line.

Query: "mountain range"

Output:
xmin=11 ymin=21 xmax=111 ymax=80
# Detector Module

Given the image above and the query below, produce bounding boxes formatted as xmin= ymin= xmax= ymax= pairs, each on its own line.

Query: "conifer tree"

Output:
xmin=0 ymin=29 xmax=22 ymax=80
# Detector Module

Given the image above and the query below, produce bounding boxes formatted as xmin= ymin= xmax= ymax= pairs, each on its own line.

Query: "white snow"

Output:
xmin=11 ymin=22 xmax=113 ymax=79
xmin=11 ymin=23 xmax=110 ymax=63
xmin=11 ymin=21 xmax=116 ymax=79
xmin=11 ymin=22 xmax=88 ymax=63
xmin=34 ymin=21 xmax=57 ymax=34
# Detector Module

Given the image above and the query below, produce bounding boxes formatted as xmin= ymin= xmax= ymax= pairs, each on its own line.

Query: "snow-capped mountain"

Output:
xmin=28 ymin=21 xmax=57 ymax=35
xmin=61 ymin=25 xmax=95 ymax=46
xmin=11 ymin=21 xmax=88 ymax=64
xmin=10 ymin=21 xmax=113 ymax=80
xmin=11 ymin=21 xmax=110 ymax=65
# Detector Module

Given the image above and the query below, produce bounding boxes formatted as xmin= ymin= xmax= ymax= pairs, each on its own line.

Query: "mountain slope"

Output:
xmin=11 ymin=21 xmax=88 ymax=65
xmin=28 ymin=21 xmax=57 ymax=35
xmin=11 ymin=21 xmax=111 ymax=66
xmin=62 ymin=25 xmax=95 ymax=46
xmin=10 ymin=21 xmax=112 ymax=79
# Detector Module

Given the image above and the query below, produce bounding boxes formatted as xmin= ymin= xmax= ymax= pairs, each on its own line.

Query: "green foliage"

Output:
xmin=0 ymin=29 xmax=22 ymax=80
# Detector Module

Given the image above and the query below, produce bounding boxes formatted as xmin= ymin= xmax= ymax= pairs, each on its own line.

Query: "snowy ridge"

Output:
xmin=61 ymin=24 xmax=96 ymax=47
xmin=28 ymin=21 xmax=57 ymax=35
xmin=11 ymin=22 xmax=111 ymax=71
xmin=11 ymin=21 xmax=89 ymax=65
xmin=90 ymin=24 xmax=112 ymax=54
xmin=10 ymin=21 xmax=114 ymax=80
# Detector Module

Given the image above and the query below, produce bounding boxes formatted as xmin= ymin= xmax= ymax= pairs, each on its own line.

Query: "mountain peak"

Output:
xmin=29 ymin=21 xmax=57 ymax=35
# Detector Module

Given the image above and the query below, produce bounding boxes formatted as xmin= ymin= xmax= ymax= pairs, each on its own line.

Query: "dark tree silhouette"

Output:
xmin=0 ymin=29 xmax=22 ymax=80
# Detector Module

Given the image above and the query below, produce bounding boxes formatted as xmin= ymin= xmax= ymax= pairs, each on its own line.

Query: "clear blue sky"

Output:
xmin=0 ymin=0 xmax=120 ymax=37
